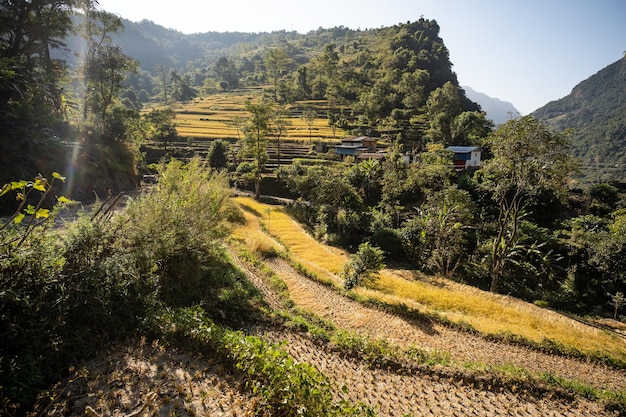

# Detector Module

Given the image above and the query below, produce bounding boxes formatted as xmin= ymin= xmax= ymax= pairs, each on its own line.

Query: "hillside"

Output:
xmin=532 ymin=57 xmax=626 ymax=182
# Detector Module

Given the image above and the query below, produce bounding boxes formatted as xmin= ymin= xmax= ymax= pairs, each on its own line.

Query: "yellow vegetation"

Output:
xmin=233 ymin=196 xmax=626 ymax=362
xmin=171 ymin=92 xmax=346 ymax=142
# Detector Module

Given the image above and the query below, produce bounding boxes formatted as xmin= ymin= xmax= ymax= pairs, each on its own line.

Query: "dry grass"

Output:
xmin=368 ymin=272 xmax=626 ymax=359
xmin=233 ymin=196 xmax=626 ymax=363
xmin=232 ymin=202 xmax=284 ymax=256
xmin=234 ymin=197 xmax=346 ymax=285
xmin=171 ymin=92 xmax=346 ymax=142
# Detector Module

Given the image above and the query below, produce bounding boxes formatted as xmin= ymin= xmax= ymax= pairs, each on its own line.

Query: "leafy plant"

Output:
xmin=0 ymin=159 xmax=256 ymax=414
xmin=0 ymin=172 xmax=72 ymax=254
xmin=157 ymin=306 xmax=376 ymax=416
xmin=342 ymin=242 xmax=385 ymax=290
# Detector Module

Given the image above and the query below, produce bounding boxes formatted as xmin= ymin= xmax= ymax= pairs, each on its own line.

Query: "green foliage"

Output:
xmin=207 ymin=139 xmax=230 ymax=169
xmin=0 ymin=159 xmax=255 ymax=414
xmin=242 ymin=99 xmax=274 ymax=198
xmin=563 ymin=209 xmax=626 ymax=312
xmin=83 ymin=44 xmax=138 ymax=129
xmin=401 ymin=186 xmax=475 ymax=277
xmin=342 ymin=242 xmax=385 ymax=290
xmin=610 ymin=292 xmax=625 ymax=319
xmin=157 ymin=307 xmax=375 ymax=417
xmin=0 ymin=172 xmax=73 ymax=252
xmin=479 ymin=116 xmax=572 ymax=292
xmin=144 ymin=108 xmax=179 ymax=149
xmin=278 ymin=160 xmax=368 ymax=247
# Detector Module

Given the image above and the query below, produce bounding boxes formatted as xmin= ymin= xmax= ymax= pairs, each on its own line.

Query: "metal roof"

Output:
xmin=445 ymin=146 xmax=480 ymax=153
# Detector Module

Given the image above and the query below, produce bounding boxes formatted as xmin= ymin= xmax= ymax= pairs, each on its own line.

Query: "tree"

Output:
xmin=451 ymin=111 xmax=494 ymax=146
xmin=0 ymin=0 xmax=77 ymax=115
xmin=402 ymin=186 xmax=475 ymax=277
xmin=144 ymin=109 xmax=178 ymax=150
xmin=155 ymin=64 xmax=170 ymax=104
xmin=264 ymin=48 xmax=291 ymax=101
xmin=208 ymin=139 xmax=229 ymax=170
xmin=379 ymin=142 xmax=410 ymax=228
xmin=242 ymin=99 xmax=273 ymax=199
xmin=302 ymin=109 xmax=318 ymax=144
xmin=294 ymin=66 xmax=311 ymax=100
xmin=80 ymin=6 xmax=137 ymax=132
xmin=0 ymin=0 xmax=79 ymax=178
xmin=610 ymin=292 xmax=625 ymax=320
xmin=214 ymin=56 xmax=239 ymax=90
xmin=327 ymin=111 xmax=339 ymax=138
xmin=425 ymin=81 xmax=463 ymax=143
xmin=479 ymin=116 xmax=572 ymax=292
xmin=269 ymin=105 xmax=291 ymax=168
xmin=342 ymin=242 xmax=385 ymax=290
xmin=83 ymin=44 xmax=138 ymax=131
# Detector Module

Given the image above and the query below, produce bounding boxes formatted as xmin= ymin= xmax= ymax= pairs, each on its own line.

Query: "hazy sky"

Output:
xmin=96 ymin=0 xmax=625 ymax=114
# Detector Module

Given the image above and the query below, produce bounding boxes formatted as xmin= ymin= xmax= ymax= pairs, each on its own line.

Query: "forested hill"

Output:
xmin=532 ymin=57 xmax=626 ymax=183
xmin=94 ymin=17 xmax=481 ymax=144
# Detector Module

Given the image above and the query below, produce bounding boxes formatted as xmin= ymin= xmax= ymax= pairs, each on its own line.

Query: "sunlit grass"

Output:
xmin=171 ymin=91 xmax=346 ymax=142
xmin=366 ymin=272 xmax=625 ymax=359
xmin=233 ymin=196 xmax=626 ymax=363
xmin=232 ymin=203 xmax=283 ymax=257
xmin=234 ymin=197 xmax=346 ymax=285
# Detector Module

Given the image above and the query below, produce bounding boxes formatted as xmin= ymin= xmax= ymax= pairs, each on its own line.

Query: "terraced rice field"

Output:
xmin=171 ymin=91 xmax=347 ymax=143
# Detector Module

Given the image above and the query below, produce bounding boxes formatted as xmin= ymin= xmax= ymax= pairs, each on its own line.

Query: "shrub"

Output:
xmin=0 ymin=159 xmax=255 ymax=414
xmin=342 ymin=242 xmax=385 ymax=290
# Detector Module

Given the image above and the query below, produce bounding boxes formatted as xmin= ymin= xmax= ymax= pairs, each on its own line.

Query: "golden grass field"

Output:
xmin=233 ymin=196 xmax=626 ymax=363
xmin=170 ymin=91 xmax=347 ymax=142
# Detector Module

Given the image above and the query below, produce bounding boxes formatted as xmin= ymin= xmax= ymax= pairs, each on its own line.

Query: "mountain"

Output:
xmin=462 ymin=86 xmax=520 ymax=125
xmin=532 ymin=57 xmax=626 ymax=183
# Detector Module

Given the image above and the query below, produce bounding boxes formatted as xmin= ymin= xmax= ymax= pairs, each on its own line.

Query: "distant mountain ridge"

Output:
xmin=462 ymin=86 xmax=520 ymax=125
xmin=532 ymin=57 xmax=626 ymax=183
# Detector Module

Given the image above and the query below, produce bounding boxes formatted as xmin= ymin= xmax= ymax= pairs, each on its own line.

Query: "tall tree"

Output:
xmin=264 ymin=47 xmax=291 ymax=101
xmin=81 ymin=5 xmax=137 ymax=132
xmin=83 ymin=44 xmax=138 ymax=131
xmin=154 ymin=64 xmax=170 ymax=104
xmin=301 ymin=108 xmax=317 ymax=144
xmin=0 ymin=0 xmax=77 ymax=114
xmin=269 ymin=105 xmax=291 ymax=168
xmin=425 ymin=81 xmax=463 ymax=144
xmin=144 ymin=108 xmax=178 ymax=150
xmin=214 ymin=56 xmax=239 ymax=90
xmin=243 ymin=99 xmax=273 ymax=199
xmin=0 ymin=0 xmax=84 ymax=184
xmin=401 ymin=186 xmax=475 ymax=277
xmin=479 ymin=116 xmax=572 ymax=292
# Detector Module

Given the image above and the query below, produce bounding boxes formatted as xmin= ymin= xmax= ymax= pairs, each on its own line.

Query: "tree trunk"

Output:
xmin=255 ymin=176 xmax=261 ymax=200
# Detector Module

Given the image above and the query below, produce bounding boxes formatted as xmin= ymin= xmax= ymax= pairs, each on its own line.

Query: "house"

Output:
xmin=445 ymin=146 xmax=482 ymax=170
xmin=334 ymin=136 xmax=377 ymax=157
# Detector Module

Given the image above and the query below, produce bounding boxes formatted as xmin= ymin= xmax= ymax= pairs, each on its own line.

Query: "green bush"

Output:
xmin=342 ymin=242 xmax=385 ymax=290
xmin=0 ymin=158 xmax=257 ymax=414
